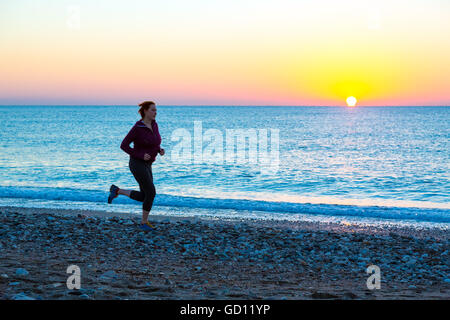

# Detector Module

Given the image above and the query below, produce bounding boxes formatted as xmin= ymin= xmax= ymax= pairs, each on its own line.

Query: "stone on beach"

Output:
xmin=15 ymin=268 xmax=29 ymax=276
xmin=1 ymin=206 xmax=449 ymax=300
xmin=100 ymin=270 xmax=121 ymax=281
xmin=12 ymin=292 xmax=35 ymax=300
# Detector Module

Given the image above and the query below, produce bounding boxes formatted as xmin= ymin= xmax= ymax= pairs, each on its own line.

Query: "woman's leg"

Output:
xmin=117 ymin=189 xmax=132 ymax=197
xmin=128 ymin=158 xmax=156 ymax=224
xmin=141 ymin=175 xmax=156 ymax=223
xmin=118 ymin=165 xmax=147 ymax=201
xmin=139 ymin=167 xmax=156 ymax=224
xmin=117 ymin=188 xmax=146 ymax=201
xmin=142 ymin=210 xmax=150 ymax=224
xmin=117 ymin=187 xmax=151 ymax=224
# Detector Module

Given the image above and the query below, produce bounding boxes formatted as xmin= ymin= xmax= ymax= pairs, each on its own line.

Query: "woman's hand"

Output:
xmin=143 ymin=153 xmax=151 ymax=161
xmin=159 ymin=148 xmax=165 ymax=156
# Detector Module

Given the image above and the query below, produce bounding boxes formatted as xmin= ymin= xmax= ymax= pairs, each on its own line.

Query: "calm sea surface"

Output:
xmin=0 ymin=106 xmax=448 ymax=227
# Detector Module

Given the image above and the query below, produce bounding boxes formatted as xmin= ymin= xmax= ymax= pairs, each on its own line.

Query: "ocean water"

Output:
xmin=0 ymin=105 xmax=449 ymax=228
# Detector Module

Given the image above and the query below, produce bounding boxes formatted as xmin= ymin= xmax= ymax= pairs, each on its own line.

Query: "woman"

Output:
xmin=108 ymin=101 xmax=165 ymax=231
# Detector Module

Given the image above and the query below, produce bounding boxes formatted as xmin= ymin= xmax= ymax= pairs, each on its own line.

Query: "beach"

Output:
xmin=1 ymin=205 xmax=449 ymax=300
xmin=2 ymin=0 xmax=450 ymax=306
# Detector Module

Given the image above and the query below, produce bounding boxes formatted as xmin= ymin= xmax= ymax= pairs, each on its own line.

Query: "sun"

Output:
xmin=346 ymin=96 xmax=357 ymax=107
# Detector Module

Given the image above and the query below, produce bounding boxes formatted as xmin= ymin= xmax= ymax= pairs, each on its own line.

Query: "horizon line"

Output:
xmin=0 ymin=104 xmax=449 ymax=107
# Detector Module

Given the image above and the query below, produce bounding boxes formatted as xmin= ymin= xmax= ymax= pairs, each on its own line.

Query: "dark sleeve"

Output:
xmin=120 ymin=125 xmax=144 ymax=160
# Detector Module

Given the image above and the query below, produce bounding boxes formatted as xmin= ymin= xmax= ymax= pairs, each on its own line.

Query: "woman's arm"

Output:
xmin=120 ymin=126 xmax=144 ymax=159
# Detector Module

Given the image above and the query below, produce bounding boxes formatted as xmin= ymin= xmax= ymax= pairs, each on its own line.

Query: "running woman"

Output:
xmin=108 ymin=101 xmax=165 ymax=231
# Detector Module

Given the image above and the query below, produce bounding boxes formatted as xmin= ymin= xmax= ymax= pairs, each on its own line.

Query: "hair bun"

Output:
xmin=138 ymin=101 xmax=156 ymax=118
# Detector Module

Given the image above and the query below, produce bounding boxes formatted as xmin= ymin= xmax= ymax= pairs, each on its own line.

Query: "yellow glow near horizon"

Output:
xmin=0 ymin=0 xmax=449 ymax=105
xmin=346 ymin=96 xmax=357 ymax=107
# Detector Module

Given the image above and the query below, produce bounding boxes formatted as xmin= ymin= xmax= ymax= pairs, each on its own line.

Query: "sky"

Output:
xmin=0 ymin=0 xmax=449 ymax=106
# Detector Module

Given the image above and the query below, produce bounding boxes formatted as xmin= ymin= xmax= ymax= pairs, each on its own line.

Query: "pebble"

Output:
xmin=406 ymin=259 xmax=417 ymax=267
xmin=2 ymin=209 xmax=449 ymax=299
xmin=12 ymin=292 xmax=35 ymax=300
xmin=100 ymin=270 xmax=120 ymax=280
xmin=15 ymin=268 xmax=29 ymax=276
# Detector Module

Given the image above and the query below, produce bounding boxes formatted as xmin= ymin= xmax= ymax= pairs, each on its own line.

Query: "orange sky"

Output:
xmin=1 ymin=0 xmax=449 ymax=106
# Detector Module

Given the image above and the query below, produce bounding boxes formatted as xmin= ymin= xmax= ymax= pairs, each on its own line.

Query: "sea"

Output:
xmin=0 ymin=105 xmax=448 ymax=229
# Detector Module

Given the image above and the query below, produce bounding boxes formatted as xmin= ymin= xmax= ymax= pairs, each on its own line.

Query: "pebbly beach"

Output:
xmin=0 ymin=205 xmax=449 ymax=300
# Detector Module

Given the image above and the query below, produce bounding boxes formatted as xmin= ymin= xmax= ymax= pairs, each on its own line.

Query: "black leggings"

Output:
xmin=128 ymin=156 xmax=156 ymax=212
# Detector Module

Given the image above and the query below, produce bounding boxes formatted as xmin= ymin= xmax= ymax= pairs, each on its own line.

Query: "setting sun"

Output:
xmin=346 ymin=96 xmax=357 ymax=107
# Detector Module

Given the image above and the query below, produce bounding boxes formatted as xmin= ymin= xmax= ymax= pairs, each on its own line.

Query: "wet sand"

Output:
xmin=1 ymin=206 xmax=449 ymax=300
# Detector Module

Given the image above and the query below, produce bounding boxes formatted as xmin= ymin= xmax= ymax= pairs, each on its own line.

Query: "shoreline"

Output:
xmin=2 ymin=205 xmax=448 ymax=240
xmin=1 ymin=205 xmax=449 ymax=300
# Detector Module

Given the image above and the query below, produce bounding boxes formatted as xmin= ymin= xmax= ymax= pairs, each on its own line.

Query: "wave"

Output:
xmin=0 ymin=186 xmax=449 ymax=223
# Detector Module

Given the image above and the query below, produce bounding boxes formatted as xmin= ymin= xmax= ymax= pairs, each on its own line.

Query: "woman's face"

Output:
xmin=144 ymin=104 xmax=157 ymax=121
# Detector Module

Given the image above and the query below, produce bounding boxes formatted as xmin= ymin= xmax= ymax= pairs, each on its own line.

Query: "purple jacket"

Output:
xmin=120 ymin=120 xmax=162 ymax=163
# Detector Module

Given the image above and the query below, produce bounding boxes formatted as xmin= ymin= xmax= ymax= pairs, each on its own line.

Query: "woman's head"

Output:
xmin=138 ymin=101 xmax=157 ymax=121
